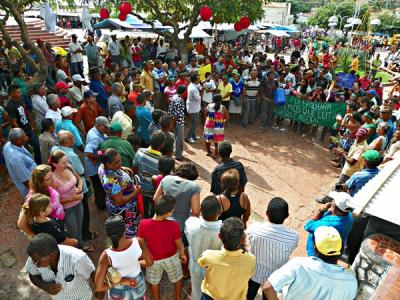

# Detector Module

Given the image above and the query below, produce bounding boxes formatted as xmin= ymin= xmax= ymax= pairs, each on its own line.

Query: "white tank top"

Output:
xmin=105 ymin=238 xmax=142 ymax=278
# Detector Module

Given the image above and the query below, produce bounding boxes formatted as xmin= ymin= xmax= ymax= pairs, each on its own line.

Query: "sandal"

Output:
xmin=82 ymin=245 xmax=94 ymax=253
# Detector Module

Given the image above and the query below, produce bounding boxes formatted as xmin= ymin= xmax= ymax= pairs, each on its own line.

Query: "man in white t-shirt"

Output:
xmin=44 ymin=94 xmax=62 ymax=126
xmin=68 ymin=74 xmax=89 ymax=107
xmin=108 ymin=34 xmax=121 ymax=67
xmin=186 ymin=74 xmax=202 ymax=144
xmin=69 ymin=34 xmax=84 ymax=76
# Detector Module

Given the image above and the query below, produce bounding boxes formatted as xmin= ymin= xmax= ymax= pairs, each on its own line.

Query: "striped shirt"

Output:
xmin=248 ymin=221 xmax=298 ymax=284
xmin=25 ymin=245 xmax=95 ymax=300
xmin=184 ymin=217 xmax=223 ymax=277
xmin=132 ymin=147 xmax=161 ymax=195
xmin=244 ymin=79 xmax=261 ymax=101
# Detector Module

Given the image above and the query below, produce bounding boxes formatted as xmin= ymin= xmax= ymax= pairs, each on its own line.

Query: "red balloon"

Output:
xmin=99 ymin=8 xmax=110 ymax=20
xmin=119 ymin=2 xmax=132 ymax=15
xmin=199 ymin=5 xmax=212 ymax=21
xmin=234 ymin=22 xmax=242 ymax=32
xmin=240 ymin=16 xmax=251 ymax=29
xmin=119 ymin=13 xmax=127 ymax=21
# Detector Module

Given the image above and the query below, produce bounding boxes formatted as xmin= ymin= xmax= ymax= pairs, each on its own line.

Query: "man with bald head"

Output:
xmin=52 ymin=130 xmax=95 ymax=241
xmin=3 ymin=128 xmax=37 ymax=197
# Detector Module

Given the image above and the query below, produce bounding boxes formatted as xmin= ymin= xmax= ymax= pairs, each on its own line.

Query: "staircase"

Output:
xmin=0 ymin=18 xmax=71 ymax=49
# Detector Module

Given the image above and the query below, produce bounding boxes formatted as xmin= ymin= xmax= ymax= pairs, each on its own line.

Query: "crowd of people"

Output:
xmin=0 ymin=28 xmax=400 ymax=300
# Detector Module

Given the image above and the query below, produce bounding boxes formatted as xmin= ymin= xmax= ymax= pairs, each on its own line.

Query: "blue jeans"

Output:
xmin=187 ymin=112 xmax=199 ymax=140
xmin=64 ymin=202 xmax=84 ymax=247
xmin=109 ymin=272 xmax=146 ymax=300
xmin=70 ymin=61 xmax=84 ymax=76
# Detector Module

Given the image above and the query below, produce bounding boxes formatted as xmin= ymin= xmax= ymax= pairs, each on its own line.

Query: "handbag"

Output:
xmin=104 ymin=252 xmax=121 ymax=287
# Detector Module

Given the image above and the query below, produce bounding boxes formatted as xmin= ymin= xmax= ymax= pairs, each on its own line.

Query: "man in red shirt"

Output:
xmin=359 ymin=72 xmax=371 ymax=91
xmin=138 ymin=195 xmax=186 ymax=300
xmin=195 ymin=38 xmax=206 ymax=56
xmin=75 ymin=90 xmax=103 ymax=134
xmin=131 ymin=39 xmax=143 ymax=69
xmin=175 ymin=71 xmax=189 ymax=100
xmin=55 ymin=81 xmax=72 ymax=108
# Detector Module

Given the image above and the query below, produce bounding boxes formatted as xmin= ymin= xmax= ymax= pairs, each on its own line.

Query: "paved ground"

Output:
xmin=0 ymin=118 xmax=339 ymax=300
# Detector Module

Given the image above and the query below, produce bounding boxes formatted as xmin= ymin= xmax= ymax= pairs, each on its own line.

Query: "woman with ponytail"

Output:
xmin=17 ymin=164 xmax=64 ymax=238
xmin=94 ymin=216 xmax=152 ymax=299
xmin=98 ymin=148 xmax=142 ymax=237
xmin=203 ymin=94 xmax=229 ymax=157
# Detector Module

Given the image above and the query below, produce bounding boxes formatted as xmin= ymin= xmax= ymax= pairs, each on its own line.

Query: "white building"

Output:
xmin=262 ymin=2 xmax=294 ymax=25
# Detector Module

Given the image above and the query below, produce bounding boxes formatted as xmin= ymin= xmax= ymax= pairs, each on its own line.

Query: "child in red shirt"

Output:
xmin=137 ymin=195 xmax=186 ymax=300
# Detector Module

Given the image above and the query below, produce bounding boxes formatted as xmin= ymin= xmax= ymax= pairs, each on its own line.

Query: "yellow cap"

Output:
xmin=314 ymin=226 xmax=342 ymax=256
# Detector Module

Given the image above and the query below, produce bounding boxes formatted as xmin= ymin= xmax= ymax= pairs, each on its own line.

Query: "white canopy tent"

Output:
xmin=178 ymin=27 xmax=211 ymax=39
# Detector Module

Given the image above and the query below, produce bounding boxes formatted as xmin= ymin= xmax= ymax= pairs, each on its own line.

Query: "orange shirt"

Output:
xmin=76 ymin=101 xmax=103 ymax=132
xmin=128 ymin=90 xmax=139 ymax=106
xmin=196 ymin=43 xmax=206 ymax=55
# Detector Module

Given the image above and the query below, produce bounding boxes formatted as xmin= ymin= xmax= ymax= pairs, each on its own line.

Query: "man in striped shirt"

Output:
xmin=247 ymin=197 xmax=298 ymax=300
xmin=242 ymin=69 xmax=261 ymax=128
xmin=185 ymin=195 xmax=223 ymax=300
xmin=25 ymin=233 xmax=95 ymax=300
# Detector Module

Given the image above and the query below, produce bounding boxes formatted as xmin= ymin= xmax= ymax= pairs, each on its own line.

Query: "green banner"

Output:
xmin=275 ymin=96 xmax=347 ymax=127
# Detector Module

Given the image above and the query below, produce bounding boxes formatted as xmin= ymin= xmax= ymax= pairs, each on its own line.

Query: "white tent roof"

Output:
xmin=261 ymin=29 xmax=290 ymax=37
xmin=178 ymin=27 xmax=211 ymax=39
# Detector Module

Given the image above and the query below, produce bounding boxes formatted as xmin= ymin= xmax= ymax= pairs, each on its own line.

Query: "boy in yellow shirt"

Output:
xmin=198 ymin=217 xmax=255 ymax=300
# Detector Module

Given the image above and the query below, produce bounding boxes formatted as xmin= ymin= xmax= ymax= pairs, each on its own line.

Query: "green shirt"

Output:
xmin=99 ymin=136 xmax=135 ymax=168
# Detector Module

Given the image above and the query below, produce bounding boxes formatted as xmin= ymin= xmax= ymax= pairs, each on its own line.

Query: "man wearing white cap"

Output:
xmin=263 ymin=226 xmax=357 ymax=300
xmin=304 ymin=191 xmax=353 ymax=257
xmin=69 ymin=74 xmax=89 ymax=107
xmin=55 ymin=106 xmax=84 ymax=152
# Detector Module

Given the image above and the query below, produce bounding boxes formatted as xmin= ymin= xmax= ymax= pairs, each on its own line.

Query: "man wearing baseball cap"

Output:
xmin=55 ymin=81 xmax=72 ymax=107
xmin=84 ymin=116 xmax=109 ymax=209
xmin=69 ymin=74 xmax=89 ymax=107
xmin=333 ymin=126 xmax=369 ymax=185
xmin=345 ymin=149 xmax=381 ymax=196
xmin=76 ymin=90 xmax=102 ymax=133
xmin=99 ymin=122 xmax=135 ymax=168
xmin=263 ymin=226 xmax=357 ymax=300
xmin=55 ymin=106 xmax=84 ymax=151
xmin=305 ymin=191 xmax=353 ymax=257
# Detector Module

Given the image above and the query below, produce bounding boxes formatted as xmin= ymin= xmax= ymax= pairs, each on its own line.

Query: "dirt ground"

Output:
xmin=0 ymin=119 xmax=339 ymax=300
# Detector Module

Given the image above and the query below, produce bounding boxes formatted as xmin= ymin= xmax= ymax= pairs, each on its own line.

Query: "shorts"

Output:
xmin=109 ymin=272 xmax=146 ymax=300
xmin=145 ymin=253 xmax=183 ymax=285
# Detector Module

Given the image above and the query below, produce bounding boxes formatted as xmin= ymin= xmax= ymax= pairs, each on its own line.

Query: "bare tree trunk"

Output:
xmin=172 ymin=35 xmax=189 ymax=64
xmin=0 ymin=1 xmax=48 ymax=83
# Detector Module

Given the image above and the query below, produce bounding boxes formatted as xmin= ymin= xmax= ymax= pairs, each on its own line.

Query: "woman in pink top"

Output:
xmin=17 ymin=164 xmax=65 ymax=238
xmin=49 ymin=150 xmax=93 ymax=251
xmin=164 ymin=78 xmax=177 ymax=103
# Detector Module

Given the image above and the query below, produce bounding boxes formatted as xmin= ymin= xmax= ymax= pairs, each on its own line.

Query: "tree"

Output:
xmin=307 ymin=0 xmax=368 ymax=30
xmin=103 ymin=0 xmax=267 ymax=62
xmin=0 ymin=1 xmax=50 ymax=83
xmin=375 ymin=11 xmax=400 ymax=35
